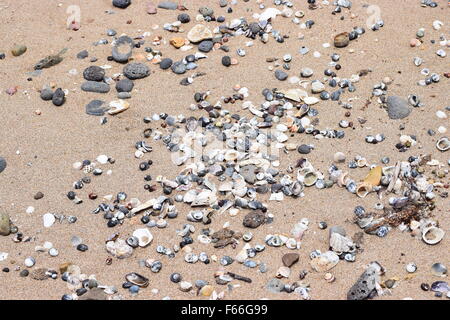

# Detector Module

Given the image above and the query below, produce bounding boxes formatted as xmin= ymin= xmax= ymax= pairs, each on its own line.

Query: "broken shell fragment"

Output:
xmin=310 ymin=251 xmax=339 ymax=272
xmin=422 ymin=226 xmax=445 ymax=245
xmin=363 ymin=166 xmax=382 ymax=186
xmin=132 ymin=228 xmax=153 ymax=247
xmin=431 ymin=263 xmax=447 ymax=277
xmin=436 ymin=137 xmax=450 ymax=152
xmin=108 ymin=100 xmax=130 ymax=115
xmin=356 ymin=182 xmax=372 ymax=198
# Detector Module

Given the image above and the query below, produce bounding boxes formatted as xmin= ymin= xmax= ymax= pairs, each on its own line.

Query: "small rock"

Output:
xmin=177 ymin=13 xmax=190 ymax=23
xmin=123 ymin=63 xmax=150 ymax=80
xmin=297 ymin=144 xmax=311 ymax=154
xmin=79 ymin=287 xmax=107 ymax=300
xmin=40 ymin=88 xmax=54 ymax=101
xmin=86 ymin=100 xmax=108 ymax=116
xmin=34 ymin=192 xmax=44 ymax=200
xmin=76 ymin=50 xmax=89 ymax=59
xmin=115 ymin=79 xmax=134 ymax=92
xmin=112 ymin=36 xmax=134 ymax=63
xmin=158 ymin=1 xmax=177 ymax=10
xmin=171 ymin=61 xmax=186 ymax=74
xmin=160 ymin=58 xmax=173 ymax=70
xmin=187 ymin=24 xmax=213 ymax=43
xmin=0 ymin=208 xmax=11 ymax=236
xmin=52 ymin=88 xmax=65 ymax=106
xmin=282 ymin=253 xmax=299 ymax=267
xmin=243 ymin=211 xmax=266 ymax=228
xmin=11 ymin=45 xmax=27 ymax=57
xmin=266 ymin=278 xmax=284 ymax=293
xmin=222 ymin=56 xmax=231 ymax=67
xmin=334 ymin=32 xmax=350 ymax=48
xmin=275 ymin=69 xmax=288 ymax=81
xmin=83 ymin=66 xmax=105 ymax=82
xmin=81 ymin=81 xmax=110 ymax=93
xmin=146 ymin=1 xmax=157 ymax=14
xmin=0 ymin=157 xmax=6 ymax=174
xmin=112 ymin=0 xmax=131 ymax=9
xmin=386 ymin=96 xmax=412 ymax=120
xmin=198 ymin=40 xmax=214 ymax=53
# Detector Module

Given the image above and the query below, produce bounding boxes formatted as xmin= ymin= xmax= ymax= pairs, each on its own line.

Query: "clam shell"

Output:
xmin=125 ymin=272 xmax=149 ymax=287
xmin=278 ymin=88 xmax=308 ymax=102
xmin=276 ymin=266 xmax=291 ymax=278
xmin=303 ymin=171 xmax=318 ymax=187
xmin=132 ymin=228 xmax=153 ymax=247
xmin=108 ymin=100 xmax=129 ymax=115
xmin=329 ymin=232 xmax=355 ymax=253
xmin=422 ymin=226 xmax=445 ymax=245
xmin=303 ymin=96 xmax=319 ymax=105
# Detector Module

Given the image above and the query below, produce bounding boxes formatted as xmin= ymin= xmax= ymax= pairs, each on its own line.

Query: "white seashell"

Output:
xmin=285 ymin=238 xmax=298 ymax=249
xmin=422 ymin=226 xmax=445 ymax=245
xmin=131 ymin=199 xmax=156 ymax=214
xmin=0 ymin=252 xmax=8 ymax=262
xmin=432 ymin=20 xmax=443 ymax=30
xmin=108 ymin=100 xmax=129 ymax=115
xmin=132 ymin=228 xmax=153 ymax=247
xmin=303 ymin=96 xmax=319 ymax=105
xmin=310 ymin=251 xmax=339 ymax=272
xmin=26 ymin=206 xmax=35 ymax=214
xmin=43 ymin=213 xmax=55 ymax=228
xmin=329 ymin=232 xmax=355 ymax=253
xmin=259 ymin=8 xmax=282 ymax=22
xmin=276 ymin=266 xmax=291 ymax=278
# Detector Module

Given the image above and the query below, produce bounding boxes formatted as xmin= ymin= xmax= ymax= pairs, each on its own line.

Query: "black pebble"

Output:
xmin=52 ymin=88 xmax=65 ymax=106
xmin=222 ymin=56 xmax=231 ymax=67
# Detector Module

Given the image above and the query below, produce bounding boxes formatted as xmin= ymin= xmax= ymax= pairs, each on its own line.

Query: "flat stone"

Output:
xmin=282 ymin=253 xmax=299 ymax=267
xmin=86 ymin=100 xmax=108 ymax=116
xmin=171 ymin=61 xmax=186 ymax=74
xmin=0 ymin=208 xmax=11 ymax=236
xmin=160 ymin=58 xmax=173 ymax=70
xmin=240 ymin=165 xmax=256 ymax=184
xmin=198 ymin=40 xmax=214 ymax=52
xmin=115 ymin=78 xmax=134 ymax=92
xmin=243 ymin=210 xmax=266 ymax=228
xmin=83 ymin=66 xmax=105 ymax=82
xmin=0 ymin=157 xmax=6 ymax=174
xmin=123 ymin=63 xmax=150 ymax=79
xmin=386 ymin=96 xmax=412 ymax=119
xmin=81 ymin=81 xmax=110 ymax=93
xmin=187 ymin=24 xmax=213 ymax=43
xmin=275 ymin=69 xmax=288 ymax=81
xmin=79 ymin=288 xmax=107 ymax=300
xmin=112 ymin=0 xmax=131 ymax=9
xmin=158 ymin=1 xmax=177 ymax=10
xmin=266 ymin=278 xmax=284 ymax=293
xmin=112 ymin=36 xmax=134 ymax=63
xmin=76 ymin=50 xmax=89 ymax=59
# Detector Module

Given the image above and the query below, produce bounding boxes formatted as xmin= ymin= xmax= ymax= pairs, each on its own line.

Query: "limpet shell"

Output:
xmin=422 ymin=226 xmax=445 ymax=245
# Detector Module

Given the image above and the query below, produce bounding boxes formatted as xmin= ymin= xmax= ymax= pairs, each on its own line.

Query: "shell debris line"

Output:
xmin=0 ymin=0 xmax=449 ymax=301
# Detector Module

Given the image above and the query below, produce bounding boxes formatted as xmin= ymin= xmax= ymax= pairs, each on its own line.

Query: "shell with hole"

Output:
xmin=422 ymin=226 xmax=445 ymax=245
xmin=356 ymin=182 xmax=373 ymax=198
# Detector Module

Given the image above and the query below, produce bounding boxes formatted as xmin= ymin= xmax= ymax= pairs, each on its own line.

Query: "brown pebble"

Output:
xmin=282 ymin=253 xmax=299 ymax=267
xmin=34 ymin=192 xmax=44 ymax=200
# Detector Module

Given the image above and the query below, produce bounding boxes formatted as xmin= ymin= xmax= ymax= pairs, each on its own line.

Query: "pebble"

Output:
xmin=275 ymin=70 xmax=288 ymax=81
xmin=334 ymin=33 xmax=349 ymax=48
xmin=187 ymin=24 xmax=213 ymax=43
xmin=86 ymin=100 xmax=108 ymax=116
xmin=115 ymin=79 xmax=134 ymax=92
xmin=160 ymin=58 xmax=173 ymax=70
xmin=52 ymin=88 xmax=66 ymax=106
xmin=171 ymin=61 xmax=186 ymax=74
xmin=0 ymin=208 xmax=11 ymax=236
xmin=11 ymin=45 xmax=27 ymax=56
xmin=83 ymin=66 xmax=105 ymax=82
xmin=81 ymin=81 xmax=110 ymax=94
xmin=222 ymin=56 xmax=231 ymax=67
xmin=123 ymin=63 xmax=150 ymax=79
xmin=297 ymin=144 xmax=312 ymax=154
xmin=386 ymin=96 xmax=412 ymax=120
xmin=40 ymin=88 xmax=54 ymax=101
xmin=112 ymin=36 xmax=134 ymax=63
xmin=76 ymin=50 xmax=89 ymax=59
xmin=178 ymin=13 xmax=190 ymax=23
xmin=282 ymin=253 xmax=299 ymax=267
xmin=112 ymin=0 xmax=131 ymax=9
xmin=158 ymin=1 xmax=177 ymax=10
xmin=0 ymin=157 xmax=6 ymax=174
xmin=43 ymin=213 xmax=56 ymax=228
xmin=198 ymin=40 xmax=214 ymax=53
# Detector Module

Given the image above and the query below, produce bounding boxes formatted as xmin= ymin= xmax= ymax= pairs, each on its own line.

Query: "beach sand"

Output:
xmin=0 ymin=0 xmax=448 ymax=300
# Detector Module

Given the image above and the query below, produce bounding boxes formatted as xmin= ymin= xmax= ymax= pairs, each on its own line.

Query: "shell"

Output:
xmin=363 ymin=166 xmax=382 ymax=186
xmin=329 ymin=232 xmax=355 ymax=253
xmin=422 ymin=226 xmax=445 ymax=245
xmin=310 ymin=251 xmax=339 ymax=272
xmin=436 ymin=137 xmax=450 ymax=152
xmin=278 ymin=88 xmax=308 ymax=102
xmin=125 ymin=272 xmax=149 ymax=287
xmin=303 ymin=171 xmax=318 ymax=187
xmin=431 ymin=263 xmax=448 ymax=277
xmin=356 ymin=182 xmax=372 ymax=198
xmin=132 ymin=228 xmax=153 ymax=247
xmin=337 ymin=172 xmax=349 ymax=187
xmin=303 ymin=96 xmax=320 ymax=105
xmin=276 ymin=266 xmax=291 ymax=278
xmin=108 ymin=100 xmax=130 ymax=115
xmin=356 ymin=158 xmax=367 ymax=167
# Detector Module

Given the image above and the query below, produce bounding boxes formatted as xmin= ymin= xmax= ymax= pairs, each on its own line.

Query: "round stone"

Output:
xmin=160 ymin=58 xmax=173 ymax=70
xmin=222 ymin=56 xmax=231 ymax=67
xmin=275 ymin=69 xmax=288 ymax=81
xmin=171 ymin=61 xmax=186 ymax=74
xmin=112 ymin=0 xmax=131 ymax=9
xmin=83 ymin=66 xmax=105 ymax=82
xmin=115 ymin=79 xmax=134 ymax=92
xmin=177 ymin=13 xmax=190 ymax=23
xmin=40 ymin=88 xmax=54 ymax=101
xmin=297 ymin=144 xmax=312 ymax=154
xmin=198 ymin=40 xmax=214 ymax=53
xmin=123 ymin=63 xmax=150 ymax=79
xmin=52 ymin=88 xmax=65 ymax=106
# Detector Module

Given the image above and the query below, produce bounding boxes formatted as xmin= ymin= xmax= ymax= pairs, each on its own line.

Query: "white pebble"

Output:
xmin=436 ymin=110 xmax=447 ymax=119
xmin=43 ymin=241 xmax=53 ymax=250
xmin=43 ymin=213 xmax=55 ymax=228
xmin=73 ymin=162 xmax=82 ymax=170
xmin=49 ymin=248 xmax=59 ymax=257
xmin=24 ymin=257 xmax=35 ymax=267
xmin=96 ymin=155 xmax=109 ymax=164
xmin=438 ymin=126 xmax=447 ymax=134
xmin=26 ymin=206 xmax=35 ymax=214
